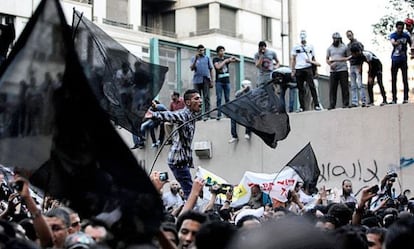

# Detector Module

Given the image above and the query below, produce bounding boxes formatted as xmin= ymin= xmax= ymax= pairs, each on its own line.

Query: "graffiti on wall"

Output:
xmin=319 ymin=160 xmax=380 ymax=184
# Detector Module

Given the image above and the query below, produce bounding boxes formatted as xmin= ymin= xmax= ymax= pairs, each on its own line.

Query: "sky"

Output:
xmin=295 ymin=0 xmax=390 ymax=76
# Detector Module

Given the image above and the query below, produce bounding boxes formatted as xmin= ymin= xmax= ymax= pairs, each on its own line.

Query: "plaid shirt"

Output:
xmin=152 ymin=107 xmax=196 ymax=167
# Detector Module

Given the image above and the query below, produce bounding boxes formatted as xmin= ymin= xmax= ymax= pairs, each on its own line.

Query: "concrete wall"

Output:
xmin=121 ymin=103 xmax=414 ymax=197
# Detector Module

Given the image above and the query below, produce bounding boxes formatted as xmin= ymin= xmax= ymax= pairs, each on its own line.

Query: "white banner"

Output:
xmin=195 ymin=166 xmax=303 ymax=207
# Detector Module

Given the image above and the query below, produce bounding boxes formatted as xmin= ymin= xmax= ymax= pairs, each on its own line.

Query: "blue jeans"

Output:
xmin=350 ymin=65 xmax=366 ymax=105
xmin=391 ymin=60 xmax=409 ymax=102
xmin=169 ymin=164 xmax=193 ymax=199
xmin=280 ymin=86 xmax=297 ymax=112
xmin=231 ymin=119 xmax=251 ymax=138
xmin=216 ymin=81 xmax=230 ymax=117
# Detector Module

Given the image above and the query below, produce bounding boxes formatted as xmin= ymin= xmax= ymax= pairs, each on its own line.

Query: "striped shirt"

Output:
xmin=152 ymin=107 xmax=196 ymax=167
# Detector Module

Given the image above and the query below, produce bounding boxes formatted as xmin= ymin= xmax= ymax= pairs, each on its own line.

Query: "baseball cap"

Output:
xmin=64 ymin=232 xmax=95 ymax=249
xmin=332 ymin=32 xmax=341 ymax=39
xmin=405 ymin=18 xmax=414 ymax=25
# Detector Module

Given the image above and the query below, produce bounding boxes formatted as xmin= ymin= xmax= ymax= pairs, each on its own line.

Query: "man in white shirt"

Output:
xmin=162 ymin=180 xmax=184 ymax=211
xmin=291 ymin=30 xmax=322 ymax=112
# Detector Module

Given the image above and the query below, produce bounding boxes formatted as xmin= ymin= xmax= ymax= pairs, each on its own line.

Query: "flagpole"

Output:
xmin=148 ymin=107 xmax=217 ymax=174
xmin=71 ymin=8 xmax=83 ymax=42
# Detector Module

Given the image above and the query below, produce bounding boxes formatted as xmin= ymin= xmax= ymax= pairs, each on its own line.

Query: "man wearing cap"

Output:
xmin=291 ymin=30 xmax=322 ymax=112
xmin=405 ymin=18 xmax=414 ymax=59
xmin=326 ymin=32 xmax=350 ymax=109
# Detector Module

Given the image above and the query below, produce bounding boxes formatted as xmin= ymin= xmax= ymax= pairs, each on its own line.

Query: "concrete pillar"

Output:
xmin=129 ymin=0 xmax=141 ymax=30
xmin=92 ymin=0 xmax=106 ymax=24
xmin=209 ymin=2 xmax=220 ymax=30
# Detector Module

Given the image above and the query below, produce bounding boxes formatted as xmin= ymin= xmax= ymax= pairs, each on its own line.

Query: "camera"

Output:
xmin=368 ymin=185 xmax=379 ymax=194
xmin=10 ymin=181 xmax=23 ymax=192
xmin=387 ymin=172 xmax=398 ymax=178
xmin=159 ymin=172 xmax=169 ymax=182
xmin=211 ymin=184 xmax=233 ymax=195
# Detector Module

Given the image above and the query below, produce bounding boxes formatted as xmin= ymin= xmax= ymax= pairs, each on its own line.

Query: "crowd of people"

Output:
xmin=1 ymin=164 xmax=414 ymax=249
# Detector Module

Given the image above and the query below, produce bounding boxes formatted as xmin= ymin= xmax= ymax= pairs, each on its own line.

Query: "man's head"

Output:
xmin=405 ymin=18 xmax=414 ymax=32
xmin=366 ymin=227 xmax=386 ymax=249
xmin=258 ymin=41 xmax=267 ymax=54
xmin=350 ymin=43 xmax=362 ymax=57
xmin=197 ymin=44 xmax=205 ymax=56
xmin=396 ymin=21 xmax=405 ymax=34
xmin=216 ymin=45 xmax=225 ymax=57
xmin=44 ymin=207 xmax=72 ymax=248
xmin=170 ymin=180 xmax=181 ymax=195
xmin=183 ymin=89 xmax=201 ymax=113
xmin=299 ymin=30 xmax=307 ymax=43
xmin=250 ymin=185 xmax=262 ymax=197
xmin=342 ymin=179 xmax=353 ymax=196
xmin=346 ymin=30 xmax=354 ymax=41
xmin=332 ymin=32 xmax=342 ymax=47
xmin=176 ymin=210 xmax=207 ymax=249
xmin=171 ymin=91 xmax=180 ymax=102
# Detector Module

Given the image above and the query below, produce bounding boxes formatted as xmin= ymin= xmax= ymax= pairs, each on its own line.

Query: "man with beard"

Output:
xmin=339 ymin=179 xmax=357 ymax=206
xmin=326 ymin=32 xmax=350 ymax=109
xmin=162 ymin=180 xmax=184 ymax=212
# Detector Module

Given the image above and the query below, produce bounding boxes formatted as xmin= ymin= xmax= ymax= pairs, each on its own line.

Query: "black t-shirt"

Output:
xmin=213 ymin=57 xmax=230 ymax=83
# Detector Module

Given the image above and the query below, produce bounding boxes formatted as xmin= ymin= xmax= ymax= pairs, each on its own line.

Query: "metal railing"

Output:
xmin=138 ymin=26 xmax=177 ymax=38
xmin=102 ymin=18 xmax=133 ymax=30
xmin=189 ymin=28 xmax=241 ymax=38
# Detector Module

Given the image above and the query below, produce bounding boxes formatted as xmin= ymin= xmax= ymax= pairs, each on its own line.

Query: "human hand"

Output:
xmin=191 ymin=177 xmax=205 ymax=195
xmin=10 ymin=177 xmax=30 ymax=205
xmin=150 ymin=171 xmax=168 ymax=193
xmin=144 ymin=111 xmax=153 ymax=119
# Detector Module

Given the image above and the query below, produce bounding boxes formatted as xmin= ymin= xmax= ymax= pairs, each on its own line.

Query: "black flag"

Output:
xmin=0 ymin=0 xmax=163 ymax=245
xmin=220 ymin=82 xmax=290 ymax=148
xmin=286 ymin=142 xmax=320 ymax=194
xmin=72 ymin=10 xmax=168 ymax=136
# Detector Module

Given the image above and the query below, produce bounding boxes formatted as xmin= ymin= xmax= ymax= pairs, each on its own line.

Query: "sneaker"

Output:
xmin=228 ymin=137 xmax=238 ymax=143
xmin=361 ymin=103 xmax=366 ymax=107
xmin=403 ymin=100 xmax=409 ymax=104
xmin=131 ymin=144 xmax=140 ymax=150
xmin=350 ymin=104 xmax=358 ymax=108
xmin=151 ymin=143 xmax=158 ymax=148
xmin=296 ymin=108 xmax=304 ymax=113
xmin=314 ymin=106 xmax=321 ymax=111
xmin=390 ymin=101 xmax=396 ymax=104
xmin=216 ymin=116 xmax=221 ymax=121
xmin=244 ymin=134 xmax=251 ymax=140
xmin=380 ymin=101 xmax=387 ymax=106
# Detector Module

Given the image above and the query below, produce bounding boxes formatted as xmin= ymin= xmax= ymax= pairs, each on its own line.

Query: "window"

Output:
xmin=220 ymin=6 xmax=236 ymax=37
xmin=106 ymin=0 xmax=128 ymax=24
xmin=161 ymin=11 xmax=175 ymax=35
xmin=262 ymin=16 xmax=272 ymax=42
xmin=196 ymin=6 xmax=209 ymax=33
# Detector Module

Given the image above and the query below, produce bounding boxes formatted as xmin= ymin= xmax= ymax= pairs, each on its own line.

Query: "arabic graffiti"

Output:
xmin=319 ymin=160 xmax=380 ymax=184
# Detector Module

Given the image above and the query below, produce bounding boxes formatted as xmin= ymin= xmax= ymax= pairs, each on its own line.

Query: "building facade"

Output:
xmin=0 ymin=0 xmax=292 ymax=106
